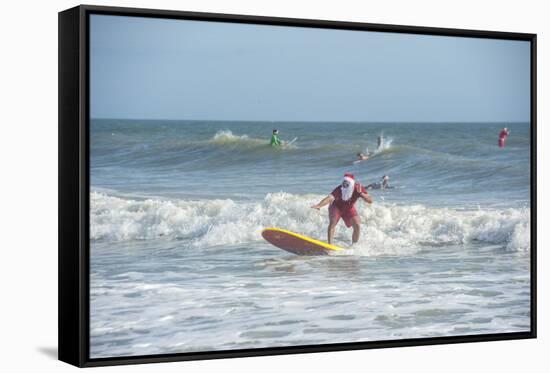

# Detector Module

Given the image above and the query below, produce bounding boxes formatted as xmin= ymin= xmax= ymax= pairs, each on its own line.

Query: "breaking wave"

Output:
xmin=207 ymin=130 xmax=267 ymax=147
xmin=90 ymin=191 xmax=530 ymax=255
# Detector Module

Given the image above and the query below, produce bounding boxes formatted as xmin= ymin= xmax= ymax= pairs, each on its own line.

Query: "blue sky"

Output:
xmin=90 ymin=15 xmax=530 ymax=122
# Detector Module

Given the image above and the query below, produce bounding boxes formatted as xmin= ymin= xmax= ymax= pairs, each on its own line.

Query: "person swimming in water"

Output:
xmin=356 ymin=152 xmax=370 ymax=161
xmin=270 ymin=129 xmax=281 ymax=147
xmin=311 ymin=173 xmax=373 ymax=245
xmin=367 ymin=175 xmax=391 ymax=190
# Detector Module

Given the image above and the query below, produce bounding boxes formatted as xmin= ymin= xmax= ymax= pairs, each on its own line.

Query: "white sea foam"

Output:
xmin=90 ymin=192 xmax=530 ymax=254
xmin=208 ymin=129 xmax=266 ymax=146
xmin=373 ymin=136 xmax=393 ymax=154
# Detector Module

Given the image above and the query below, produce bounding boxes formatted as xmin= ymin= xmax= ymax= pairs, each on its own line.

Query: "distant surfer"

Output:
xmin=499 ymin=127 xmax=510 ymax=148
xmin=270 ymin=129 xmax=281 ymax=147
xmin=356 ymin=152 xmax=370 ymax=161
xmin=311 ymin=173 xmax=373 ymax=245
xmin=367 ymin=175 xmax=391 ymax=190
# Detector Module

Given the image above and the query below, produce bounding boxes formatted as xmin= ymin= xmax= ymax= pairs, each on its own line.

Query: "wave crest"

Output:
xmin=91 ymin=192 xmax=530 ymax=255
xmin=207 ymin=130 xmax=266 ymax=147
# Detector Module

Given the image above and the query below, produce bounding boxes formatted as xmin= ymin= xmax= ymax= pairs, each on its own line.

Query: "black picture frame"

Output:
xmin=59 ymin=4 xmax=537 ymax=368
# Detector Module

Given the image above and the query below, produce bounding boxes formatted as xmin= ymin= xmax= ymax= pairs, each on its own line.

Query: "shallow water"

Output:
xmin=90 ymin=240 xmax=530 ymax=357
xmin=89 ymin=120 xmax=531 ymax=358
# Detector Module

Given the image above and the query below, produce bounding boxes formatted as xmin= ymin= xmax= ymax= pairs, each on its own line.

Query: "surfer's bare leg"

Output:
xmin=326 ymin=205 xmax=340 ymax=244
xmin=328 ymin=220 xmax=337 ymax=244
xmin=351 ymin=216 xmax=361 ymax=243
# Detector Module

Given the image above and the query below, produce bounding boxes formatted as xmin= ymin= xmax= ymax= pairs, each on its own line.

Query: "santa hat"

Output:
xmin=344 ymin=173 xmax=355 ymax=182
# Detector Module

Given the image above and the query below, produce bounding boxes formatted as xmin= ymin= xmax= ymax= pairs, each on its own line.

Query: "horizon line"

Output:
xmin=90 ymin=117 xmax=530 ymax=124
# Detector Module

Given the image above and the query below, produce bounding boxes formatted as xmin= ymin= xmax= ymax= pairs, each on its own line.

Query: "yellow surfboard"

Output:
xmin=261 ymin=228 xmax=343 ymax=256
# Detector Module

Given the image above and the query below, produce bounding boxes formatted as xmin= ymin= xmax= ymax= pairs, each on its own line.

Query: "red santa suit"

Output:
xmin=329 ymin=173 xmax=366 ymax=228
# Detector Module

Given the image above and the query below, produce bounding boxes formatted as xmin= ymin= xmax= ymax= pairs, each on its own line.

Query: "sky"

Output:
xmin=90 ymin=14 xmax=531 ymax=122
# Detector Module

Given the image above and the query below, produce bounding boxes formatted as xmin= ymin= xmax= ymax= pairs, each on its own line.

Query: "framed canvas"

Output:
xmin=58 ymin=4 xmax=537 ymax=367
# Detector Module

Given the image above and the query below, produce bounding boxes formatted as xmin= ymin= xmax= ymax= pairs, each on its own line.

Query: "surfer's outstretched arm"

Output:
xmin=360 ymin=192 xmax=373 ymax=204
xmin=311 ymin=195 xmax=334 ymax=210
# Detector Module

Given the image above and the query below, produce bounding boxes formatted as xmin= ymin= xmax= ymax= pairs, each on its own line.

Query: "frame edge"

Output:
xmin=78 ymin=3 xmax=536 ymax=40
xmin=58 ymin=5 xmax=86 ymax=368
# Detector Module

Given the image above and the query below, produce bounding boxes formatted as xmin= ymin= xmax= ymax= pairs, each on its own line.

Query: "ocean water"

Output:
xmin=89 ymin=120 xmax=531 ymax=358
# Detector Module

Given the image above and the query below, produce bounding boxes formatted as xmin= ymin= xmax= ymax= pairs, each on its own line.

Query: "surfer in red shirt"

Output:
xmin=499 ymin=127 xmax=510 ymax=148
xmin=311 ymin=173 xmax=373 ymax=245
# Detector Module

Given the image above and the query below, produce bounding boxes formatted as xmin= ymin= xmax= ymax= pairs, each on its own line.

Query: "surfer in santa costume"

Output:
xmin=311 ymin=173 xmax=373 ymax=245
xmin=498 ymin=127 xmax=510 ymax=148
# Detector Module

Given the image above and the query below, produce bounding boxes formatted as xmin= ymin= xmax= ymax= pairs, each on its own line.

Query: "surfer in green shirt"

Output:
xmin=270 ymin=129 xmax=281 ymax=147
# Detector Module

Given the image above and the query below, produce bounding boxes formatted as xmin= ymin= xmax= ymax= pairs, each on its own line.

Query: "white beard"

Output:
xmin=341 ymin=178 xmax=355 ymax=201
